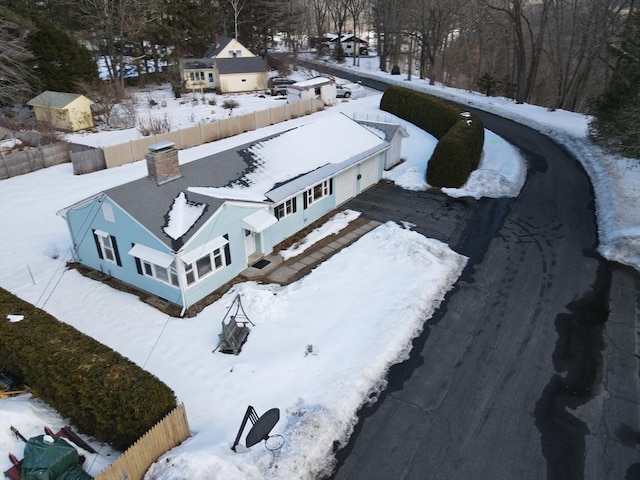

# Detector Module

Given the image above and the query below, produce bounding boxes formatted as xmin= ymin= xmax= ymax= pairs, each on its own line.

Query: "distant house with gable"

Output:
xmin=58 ymin=114 xmax=407 ymax=314
xmin=27 ymin=91 xmax=94 ymax=131
xmin=179 ymin=35 xmax=267 ymax=94
xmin=328 ymin=34 xmax=369 ymax=56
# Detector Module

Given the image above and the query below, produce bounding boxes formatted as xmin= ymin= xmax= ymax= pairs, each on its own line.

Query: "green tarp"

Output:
xmin=20 ymin=435 xmax=93 ymax=480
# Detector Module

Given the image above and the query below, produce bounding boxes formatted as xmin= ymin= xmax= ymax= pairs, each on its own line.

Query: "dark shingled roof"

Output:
xmin=216 ymin=57 xmax=266 ymax=75
xmin=203 ymin=36 xmax=234 ymax=58
xmin=180 ymin=58 xmax=216 ymax=70
xmin=105 ymin=145 xmax=255 ymax=251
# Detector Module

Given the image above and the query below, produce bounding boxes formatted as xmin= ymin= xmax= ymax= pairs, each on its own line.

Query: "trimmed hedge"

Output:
xmin=0 ymin=288 xmax=177 ymax=451
xmin=380 ymin=86 xmax=485 ymax=188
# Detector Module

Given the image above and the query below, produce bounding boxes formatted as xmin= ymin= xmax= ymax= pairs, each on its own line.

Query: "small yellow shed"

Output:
xmin=27 ymin=91 xmax=95 ymax=132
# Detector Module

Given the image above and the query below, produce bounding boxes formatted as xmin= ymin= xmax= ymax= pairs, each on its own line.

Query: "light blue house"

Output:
xmin=58 ymin=113 xmax=404 ymax=315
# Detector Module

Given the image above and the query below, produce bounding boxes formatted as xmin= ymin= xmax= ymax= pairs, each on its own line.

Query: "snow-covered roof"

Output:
xmin=357 ymin=120 xmax=409 ymax=142
xmin=27 ymin=91 xmax=92 ymax=108
xmin=100 ymin=113 xmax=388 ymax=249
xmin=291 ymin=77 xmax=333 ymax=88
xmin=328 ymin=34 xmax=368 ymax=44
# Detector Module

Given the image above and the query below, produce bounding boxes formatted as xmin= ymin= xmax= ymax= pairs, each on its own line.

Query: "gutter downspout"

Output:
xmin=175 ymin=255 xmax=188 ymax=317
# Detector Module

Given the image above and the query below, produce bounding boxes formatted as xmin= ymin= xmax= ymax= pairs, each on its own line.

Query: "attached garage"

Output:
xmin=334 ymin=154 xmax=383 ymax=206
xmin=357 ymin=156 xmax=381 ymax=192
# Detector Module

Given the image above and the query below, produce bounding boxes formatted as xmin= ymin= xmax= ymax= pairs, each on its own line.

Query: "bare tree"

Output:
xmin=545 ymin=0 xmax=630 ymax=111
xmin=309 ymin=0 xmax=329 ymax=56
xmin=372 ymin=0 xmax=408 ymax=71
xmin=72 ymin=0 xmax=161 ymax=87
xmin=406 ymin=0 xmax=460 ymax=84
xmin=327 ymin=0 xmax=351 ymax=61
xmin=479 ymin=0 xmax=530 ymax=103
xmin=265 ymin=0 xmax=310 ymax=70
xmin=347 ymin=0 xmax=370 ymax=66
xmin=228 ymin=0 xmax=246 ymax=40
xmin=0 ymin=14 xmax=35 ymax=106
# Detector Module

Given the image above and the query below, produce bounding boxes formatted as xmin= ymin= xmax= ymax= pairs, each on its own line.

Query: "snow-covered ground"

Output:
xmin=0 ymin=54 xmax=636 ymax=480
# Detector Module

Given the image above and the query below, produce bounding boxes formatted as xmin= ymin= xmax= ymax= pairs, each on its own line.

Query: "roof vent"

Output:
xmin=146 ymin=141 xmax=181 ymax=185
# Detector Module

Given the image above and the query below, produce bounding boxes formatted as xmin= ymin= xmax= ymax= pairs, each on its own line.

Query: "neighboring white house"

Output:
xmin=287 ymin=77 xmax=337 ymax=106
xmin=180 ymin=36 xmax=267 ymax=93
xmin=328 ymin=34 xmax=369 ymax=56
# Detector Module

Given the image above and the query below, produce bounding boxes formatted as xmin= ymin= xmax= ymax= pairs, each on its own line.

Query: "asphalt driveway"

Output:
xmin=328 ymin=108 xmax=639 ymax=479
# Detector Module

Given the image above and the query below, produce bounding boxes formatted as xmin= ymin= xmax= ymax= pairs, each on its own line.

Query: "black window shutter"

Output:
xmin=111 ymin=235 xmax=122 ymax=266
xmin=303 ymin=191 xmax=308 ymax=209
xmin=132 ymin=243 xmax=142 ymax=274
xmin=329 ymin=178 xmax=333 ymax=195
xmin=223 ymin=234 xmax=231 ymax=265
xmin=93 ymin=230 xmax=103 ymax=259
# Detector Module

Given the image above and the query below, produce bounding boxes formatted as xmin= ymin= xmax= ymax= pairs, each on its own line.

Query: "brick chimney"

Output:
xmin=213 ymin=32 xmax=220 ymax=47
xmin=146 ymin=141 xmax=181 ymax=185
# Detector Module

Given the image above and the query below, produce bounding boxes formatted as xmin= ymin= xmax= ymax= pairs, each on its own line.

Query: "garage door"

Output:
xmin=335 ymin=167 xmax=355 ymax=206
xmin=360 ymin=157 xmax=380 ymax=191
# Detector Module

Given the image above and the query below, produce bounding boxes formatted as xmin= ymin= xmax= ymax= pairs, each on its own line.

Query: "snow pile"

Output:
xmin=443 ymin=130 xmax=526 ymax=199
xmin=280 ymin=209 xmax=361 ymax=260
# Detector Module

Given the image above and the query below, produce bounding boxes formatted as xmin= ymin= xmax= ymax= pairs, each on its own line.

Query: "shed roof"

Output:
xmin=27 ymin=91 xmax=93 ymax=109
xmin=291 ymin=77 xmax=333 ymax=88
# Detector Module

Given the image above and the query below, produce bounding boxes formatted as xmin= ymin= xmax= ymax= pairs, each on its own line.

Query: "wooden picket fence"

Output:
xmin=99 ymin=98 xmax=325 ymax=170
xmin=94 ymin=403 xmax=190 ymax=480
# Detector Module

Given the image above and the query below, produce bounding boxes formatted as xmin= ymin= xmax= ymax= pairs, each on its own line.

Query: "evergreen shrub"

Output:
xmin=0 ymin=288 xmax=177 ymax=451
xmin=380 ymin=86 xmax=485 ymax=187
xmin=428 ymin=116 xmax=485 ymax=187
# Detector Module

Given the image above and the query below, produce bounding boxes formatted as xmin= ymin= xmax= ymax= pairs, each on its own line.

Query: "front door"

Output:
xmin=244 ymin=229 xmax=257 ymax=258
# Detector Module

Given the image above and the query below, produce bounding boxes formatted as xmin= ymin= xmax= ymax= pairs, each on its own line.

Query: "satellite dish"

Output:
xmin=231 ymin=406 xmax=282 ymax=452
xmin=246 ymin=408 xmax=280 ymax=448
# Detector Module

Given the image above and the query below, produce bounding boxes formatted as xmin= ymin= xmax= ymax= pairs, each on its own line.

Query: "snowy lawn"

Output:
xmin=0 ymin=89 xmax=515 ymax=478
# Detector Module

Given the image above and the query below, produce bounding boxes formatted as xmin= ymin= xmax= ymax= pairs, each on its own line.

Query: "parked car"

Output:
xmin=269 ymin=77 xmax=296 ymax=96
xmin=336 ymin=85 xmax=352 ymax=98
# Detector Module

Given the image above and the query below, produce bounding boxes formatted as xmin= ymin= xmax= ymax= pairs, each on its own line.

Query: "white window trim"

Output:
xmin=98 ymin=235 xmax=117 ymax=264
xmin=305 ymin=180 xmax=330 ymax=207
xmin=184 ymin=247 xmax=227 ymax=286
xmin=129 ymin=244 xmax=174 ymax=268
xmin=274 ymin=198 xmax=296 ymax=220
xmin=181 ymin=236 xmax=228 ymax=265
xmin=142 ymin=260 xmax=179 ymax=287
